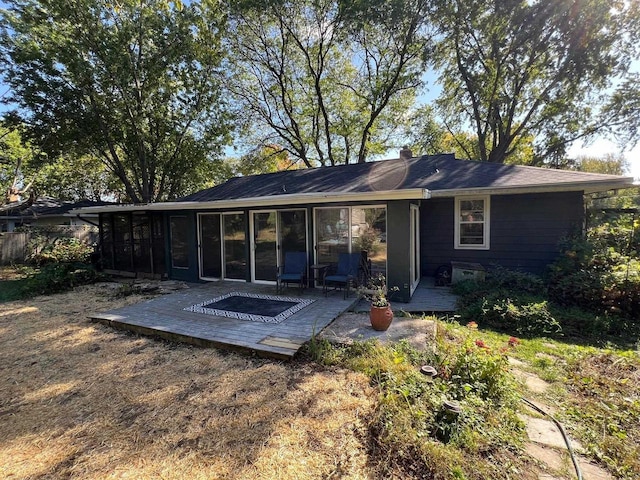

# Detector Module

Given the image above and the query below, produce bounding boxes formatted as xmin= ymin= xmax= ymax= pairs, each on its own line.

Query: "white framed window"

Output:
xmin=455 ymin=196 xmax=490 ymax=250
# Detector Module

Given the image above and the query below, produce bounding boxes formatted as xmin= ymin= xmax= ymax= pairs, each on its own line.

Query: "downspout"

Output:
xmin=73 ymin=214 xmax=100 ymax=228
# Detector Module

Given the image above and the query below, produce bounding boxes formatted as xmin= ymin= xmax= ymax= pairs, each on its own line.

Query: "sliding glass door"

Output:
xmin=223 ymin=213 xmax=247 ymax=280
xmin=252 ymin=212 xmax=278 ymax=282
xmin=250 ymin=209 xmax=308 ymax=283
xmin=198 ymin=212 xmax=247 ymax=281
xmin=314 ymin=206 xmax=387 ymax=278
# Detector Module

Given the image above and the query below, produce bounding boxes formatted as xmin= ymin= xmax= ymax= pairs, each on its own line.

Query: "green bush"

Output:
xmin=483 ymin=266 xmax=546 ymax=295
xmin=17 ymin=263 xmax=103 ymax=298
xmin=26 ymin=235 xmax=94 ymax=266
xmin=547 ymin=227 xmax=640 ymax=322
xmin=484 ymin=297 xmax=562 ymax=337
xmin=309 ymin=334 xmax=525 ymax=478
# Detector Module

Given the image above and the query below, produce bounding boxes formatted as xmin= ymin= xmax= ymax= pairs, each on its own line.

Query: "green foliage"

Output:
xmin=433 ymin=0 xmax=638 ymax=164
xmin=0 ymin=263 xmax=103 ymax=301
xmin=25 ymin=263 xmax=102 ymax=295
xmin=0 ymin=122 xmax=41 ymax=202
xmin=480 ymin=297 xmax=562 ymax=337
xmin=228 ymin=0 xmax=432 ymax=166
xmin=26 ymin=235 xmax=94 ymax=266
xmin=33 ymin=154 xmax=124 ymax=201
xmin=574 ymin=153 xmax=629 ymax=175
xmin=1 ymin=0 xmax=232 ymax=203
xmin=547 ymin=221 xmax=640 ymax=324
xmin=307 ymin=329 xmax=526 ymax=478
xmin=453 ymin=267 xmax=557 ymax=338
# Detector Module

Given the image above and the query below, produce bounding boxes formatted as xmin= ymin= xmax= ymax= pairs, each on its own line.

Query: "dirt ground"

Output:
xmin=0 ymin=284 xmax=376 ymax=479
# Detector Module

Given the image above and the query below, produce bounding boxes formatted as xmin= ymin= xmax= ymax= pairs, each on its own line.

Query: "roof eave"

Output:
xmin=70 ymin=188 xmax=431 ymax=214
xmin=429 ymin=178 xmax=636 ymax=197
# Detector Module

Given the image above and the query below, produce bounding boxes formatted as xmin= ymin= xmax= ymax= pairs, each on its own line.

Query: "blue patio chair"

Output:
xmin=276 ymin=251 xmax=308 ymax=294
xmin=323 ymin=252 xmax=361 ymax=299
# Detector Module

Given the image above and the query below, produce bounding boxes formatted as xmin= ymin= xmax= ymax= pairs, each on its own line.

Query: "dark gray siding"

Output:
xmin=420 ymin=191 xmax=584 ymax=276
xmin=386 ymin=200 xmax=412 ymax=302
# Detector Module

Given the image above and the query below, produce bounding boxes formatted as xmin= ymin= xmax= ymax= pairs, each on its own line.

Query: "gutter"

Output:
xmin=429 ymin=178 xmax=635 ymax=197
xmin=69 ymin=188 xmax=432 ymax=214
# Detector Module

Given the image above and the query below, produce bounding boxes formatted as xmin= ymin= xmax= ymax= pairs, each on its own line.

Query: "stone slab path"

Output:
xmin=510 ymin=364 xmax=613 ymax=480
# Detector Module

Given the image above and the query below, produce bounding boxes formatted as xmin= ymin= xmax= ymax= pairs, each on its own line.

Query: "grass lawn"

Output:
xmin=0 ymin=282 xmax=375 ymax=479
xmin=1 ymin=269 xmax=638 ymax=479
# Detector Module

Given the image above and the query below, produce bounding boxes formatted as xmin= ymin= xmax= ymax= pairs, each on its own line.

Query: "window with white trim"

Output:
xmin=455 ymin=196 xmax=490 ymax=249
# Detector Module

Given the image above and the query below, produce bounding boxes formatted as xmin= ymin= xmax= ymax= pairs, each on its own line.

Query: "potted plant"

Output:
xmin=360 ymin=274 xmax=398 ymax=331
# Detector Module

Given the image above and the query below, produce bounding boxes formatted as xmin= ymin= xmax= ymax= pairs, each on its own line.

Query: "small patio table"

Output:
xmin=309 ymin=264 xmax=329 ymax=288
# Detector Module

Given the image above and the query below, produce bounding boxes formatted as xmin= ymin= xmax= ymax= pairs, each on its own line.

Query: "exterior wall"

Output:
xmin=420 ymin=191 xmax=585 ymax=276
xmin=386 ymin=200 xmax=412 ymax=302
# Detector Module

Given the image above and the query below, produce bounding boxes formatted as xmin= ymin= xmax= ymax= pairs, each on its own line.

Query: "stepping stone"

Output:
xmin=512 ymin=368 xmax=551 ymax=394
xmin=577 ymin=457 xmax=613 ymax=480
xmin=525 ymin=442 xmax=567 ymax=473
xmin=524 ymin=416 xmax=583 ymax=452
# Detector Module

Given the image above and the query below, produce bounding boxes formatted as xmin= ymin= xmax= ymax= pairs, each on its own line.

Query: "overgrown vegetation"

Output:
xmin=453 ymin=210 xmax=640 ymax=344
xmin=0 ymin=229 xmax=102 ymax=301
xmin=306 ymin=324 xmax=531 ymax=479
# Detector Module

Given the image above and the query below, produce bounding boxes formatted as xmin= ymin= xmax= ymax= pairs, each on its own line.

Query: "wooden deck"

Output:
xmin=90 ymin=277 xmax=457 ymax=359
xmin=89 ymin=281 xmax=358 ymax=359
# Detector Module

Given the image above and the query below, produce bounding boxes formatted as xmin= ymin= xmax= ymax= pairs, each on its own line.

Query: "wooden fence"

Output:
xmin=0 ymin=226 xmax=98 ymax=265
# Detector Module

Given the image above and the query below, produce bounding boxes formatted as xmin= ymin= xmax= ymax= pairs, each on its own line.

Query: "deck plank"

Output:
xmin=89 ymin=277 xmax=456 ymax=358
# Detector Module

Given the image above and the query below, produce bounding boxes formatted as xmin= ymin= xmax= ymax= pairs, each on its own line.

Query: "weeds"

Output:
xmin=307 ymin=324 xmax=528 ymax=479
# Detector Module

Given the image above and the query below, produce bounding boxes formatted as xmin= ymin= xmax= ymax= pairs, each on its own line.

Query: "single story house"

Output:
xmin=0 ymin=196 xmax=110 ymax=232
xmin=73 ymin=152 xmax=635 ymax=302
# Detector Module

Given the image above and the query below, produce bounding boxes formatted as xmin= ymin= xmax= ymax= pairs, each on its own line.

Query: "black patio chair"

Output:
xmin=323 ymin=252 xmax=361 ymax=299
xmin=276 ymin=251 xmax=308 ymax=294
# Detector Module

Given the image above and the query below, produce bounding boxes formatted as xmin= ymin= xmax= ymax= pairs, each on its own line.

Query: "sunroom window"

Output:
xmin=455 ymin=196 xmax=490 ymax=250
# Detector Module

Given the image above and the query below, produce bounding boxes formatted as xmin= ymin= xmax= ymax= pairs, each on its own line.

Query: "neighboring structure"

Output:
xmin=0 ymin=197 xmax=111 ymax=232
xmin=74 ymin=153 xmax=635 ymax=301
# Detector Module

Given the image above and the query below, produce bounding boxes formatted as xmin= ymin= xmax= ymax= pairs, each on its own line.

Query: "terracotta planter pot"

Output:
xmin=369 ymin=305 xmax=393 ymax=331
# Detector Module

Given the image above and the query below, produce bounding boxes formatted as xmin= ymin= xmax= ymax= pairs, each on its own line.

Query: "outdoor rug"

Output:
xmin=184 ymin=292 xmax=315 ymax=324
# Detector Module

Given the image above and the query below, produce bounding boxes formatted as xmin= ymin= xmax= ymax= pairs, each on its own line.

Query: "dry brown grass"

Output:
xmin=0 ymin=284 xmax=375 ymax=479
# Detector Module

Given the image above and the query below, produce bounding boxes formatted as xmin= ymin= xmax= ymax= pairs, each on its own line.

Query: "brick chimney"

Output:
xmin=399 ymin=146 xmax=413 ymax=160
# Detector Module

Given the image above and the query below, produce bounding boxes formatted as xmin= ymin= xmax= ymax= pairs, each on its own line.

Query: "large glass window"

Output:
xmin=455 ymin=196 xmax=490 ymax=249
xmin=170 ymin=216 xmax=189 ymax=268
xmin=315 ymin=208 xmax=350 ymax=265
xmin=351 ymin=207 xmax=387 ymax=277
xmin=315 ymin=206 xmax=386 ymax=277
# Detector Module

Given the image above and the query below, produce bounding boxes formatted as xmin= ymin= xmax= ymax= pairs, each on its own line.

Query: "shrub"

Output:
xmin=547 ymin=228 xmax=640 ymax=322
xmin=26 ymin=235 xmax=94 ymax=266
xmin=18 ymin=263 xmax=103 ymax=298
xmin=483 ymin=298 xmax=562 ymax=337
xmin=484 ymin=265 xmax=546 ymax=295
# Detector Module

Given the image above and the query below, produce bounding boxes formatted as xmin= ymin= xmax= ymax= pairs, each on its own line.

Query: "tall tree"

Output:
xmin=0 ymin=0 xmax=231 ymax=203
xmin=227 ymin=0 xmax=432 ymax=167
xmin=0 ymin=122 xmax=40 ymax=203
xmin=603 ymin=73 xmax=640 ymax=150
xmin=434 ymin=0 xmax=637 ymax=164
xmin=34 ymin=154 xmax=125 ymax=202
xmin=574 ymin=153 xmax=629 ymax=176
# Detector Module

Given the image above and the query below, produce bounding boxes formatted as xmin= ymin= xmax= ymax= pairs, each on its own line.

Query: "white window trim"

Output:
xmin=454 ymin=195 xmax=490 ymax=250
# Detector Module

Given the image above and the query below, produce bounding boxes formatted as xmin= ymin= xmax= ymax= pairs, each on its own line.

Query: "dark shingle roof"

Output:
xmin=0 ymin=197 xmax=116 ymax=218
xmin=178 ymin=154 xmax=633 ymax=202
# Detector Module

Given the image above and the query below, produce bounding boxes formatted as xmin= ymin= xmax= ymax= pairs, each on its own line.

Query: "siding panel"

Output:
xmin=420 ymin=192 xmax=584 ymax=276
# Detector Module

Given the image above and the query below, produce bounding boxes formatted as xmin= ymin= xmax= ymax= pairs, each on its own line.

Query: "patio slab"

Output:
xmin=319 ymin=312 xmax=437 ymax=351
xmin=352 ymin=277 xmax=458 ymax=313
xmin=89 ymin=281 xmax=357 ymax=359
